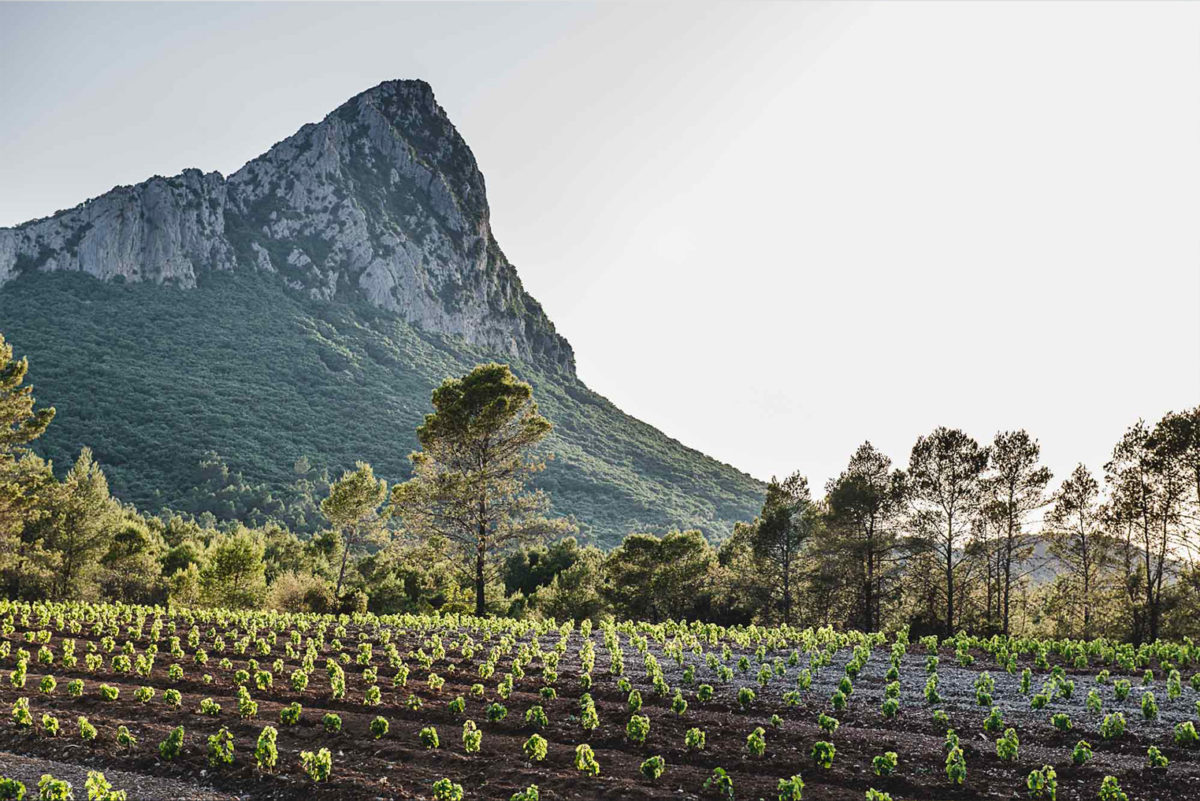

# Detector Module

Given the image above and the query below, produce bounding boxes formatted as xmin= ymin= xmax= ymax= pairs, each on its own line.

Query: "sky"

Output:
xmin=1 ymin=1 xmax=1198 ymax=491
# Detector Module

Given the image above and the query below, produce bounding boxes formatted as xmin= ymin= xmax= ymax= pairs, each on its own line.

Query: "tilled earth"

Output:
xmin=0 ymin=625 xmax=1197 ymax=801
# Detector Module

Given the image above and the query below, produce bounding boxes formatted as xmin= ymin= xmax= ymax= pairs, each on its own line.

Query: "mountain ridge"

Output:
xmin=0 ymin=78 xmax=765 ymax=545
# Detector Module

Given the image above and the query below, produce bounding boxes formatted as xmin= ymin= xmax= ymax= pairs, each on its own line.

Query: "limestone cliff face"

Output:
xmin=0 ymin=80 xmax=574 ymax=370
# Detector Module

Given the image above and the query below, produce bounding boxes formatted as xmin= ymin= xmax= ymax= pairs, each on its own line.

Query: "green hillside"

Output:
xmin=0 ymin=269 xmax=763 ymax=545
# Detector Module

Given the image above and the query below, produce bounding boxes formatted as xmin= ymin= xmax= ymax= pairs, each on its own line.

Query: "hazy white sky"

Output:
xmin=2 ymin=2 xmax=1198 ymax=490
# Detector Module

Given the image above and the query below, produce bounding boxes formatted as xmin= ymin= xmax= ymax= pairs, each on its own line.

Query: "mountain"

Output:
xmin=0 ymin=79 xmax=764 ymax=546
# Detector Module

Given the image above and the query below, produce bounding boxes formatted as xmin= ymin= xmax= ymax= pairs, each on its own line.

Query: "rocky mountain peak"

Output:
xmin=0 ymin=79 xmax=574 ymax=371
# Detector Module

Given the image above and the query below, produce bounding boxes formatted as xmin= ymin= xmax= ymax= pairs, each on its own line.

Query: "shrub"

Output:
xmin=738 ymin=686 xmax=756 ymax=709
xmin=163 ymin=689 xmax=181 ymax=709
xmin=115 ymin=726 xmax=136 ymax=751
xmin=462 ymin=719 xmax=482 ymax=753
xmin=487 ymin=702 xmax=508 ymax=723
xmin=370 ymin=716 xmax=388 ymax=739
xmin=1072 ymin=739 xmax=1093 ymax=766
xmin=255 ymin=726 xmax=278 ymax=771
xmin=703 ymin=767 xmax=734 ymax=800
xmin=36 ymin=776 xmax=71 ymax=801
xmin=199 ymin=698 xmax=221 ymax=716
xmin=818 ymin=712 xmax=839 ymax=734
xmin=78 ymin=716 xmax=97 ymax=742
xmin=509 ymin=786 xmax=539 ymax=801
xmin=865 ymin=791 xmax=893 ymax=801
xmin=1100 ymin=712 xmax=1126 ymax=739
xmin=525 ymin=705 xmax=548 ymax=728
xmin=685 ymin=727 xmax=706 ymax=751
xmin=431 ymin=779 xmax=463 ymax=801
xmin=523 ymin=733 xmax=548 ymax=762
xmin=280 ymin=701 xmax=302 ymax=726
xmin=881 ymin=697 xmax=899 ymax=718
xmin=997 ymin=728 xmax=1019 ymax=762
xmin=627 ymin=689 xmax=642 ymax=713
xmin=207 ymin=727 xmax=234 ymax=767
xmin=322 ymin=713 xmax=341 ymax=734
xmin=1146 ymin=745 xmax=1168 ymax=770
xmin=574 ymin=743 xmax=600 ymax=776
xmin=811 ymin=740 xmax=835 ymax=769
xmin=746 ymin=726 xmax=766 ymax=758
xmin=1174 ymin=720 xmax=1199 ymax=746
xmin=11 ymin=698 xmax=32 ymax=729
xmin=1098 ymin=776 xmax=1127 ymax=801
xmin=299 ymin=748 xmax=332 ymax=782
xmin=159 ymin=726 xmax=184 ymax=760
xmin=98 ymin=684 xmax=118 ymax=702
xmin=1086 ymin=690 xmax=1102 ymax=714
xmin=639 ymin=755 xmax=665 ymax=782
xmin=697 ymin=684 xmax=714 ymax=702
xmin=672 ymin=690 xmax=688 ymax=716
xmin=1141 ymin=691 xmax=1158 ymax=720
xmin=66 ymin=680 xmax=82 ymax=698
xmin=777 ymin=775 xmax=804 ymax=800
xmin=1026 ymin=765 xmax=1057 ymax=801
xmin=983 ymin=706 xmax=1004 ymax=733
xmin=419 ymin=726 xmax=439 ymax=749
xmin=37 ymin=676 xmax=55 ymax=695
xmin=945 ymin=746 xmax=966 ymax=785
xmin=872 ymin=751 xmax=898 ymax=776
xmin=1051 ymin=713 xmax=1072 ymax=732
xmin=1113 ymin=679 xmax=1131 ymax=701
xmin=626 ymin=714 xmax=650 ymax=744
xmin=0 ymin=778 xmax=25 ymax=801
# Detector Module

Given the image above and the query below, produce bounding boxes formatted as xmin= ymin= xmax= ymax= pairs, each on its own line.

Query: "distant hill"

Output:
xmin=0 ymin=80 xmax=763 ymax=545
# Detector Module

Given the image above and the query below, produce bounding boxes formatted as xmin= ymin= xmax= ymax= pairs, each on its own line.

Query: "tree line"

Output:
xmin=1 ymin=331 xmax=1197 ymax=642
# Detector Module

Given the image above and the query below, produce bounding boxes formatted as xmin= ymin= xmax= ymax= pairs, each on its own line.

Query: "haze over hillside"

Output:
xmin=0 ymin=79 xmax=764 ymax=545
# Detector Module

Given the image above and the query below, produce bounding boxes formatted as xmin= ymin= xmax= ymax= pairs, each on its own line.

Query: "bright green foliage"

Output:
xmin=865 ymin=791 xmax=893 ymax=801
xmin=0 ymin=777 xmax=25 ymax=801
xmin=626 ymin=714 xmax=650 ymax=744
xmin=207 ymin=727 xmax=234 ymax=767
xmin=1141 ymin=691 xmax=1158 ymax=720
xmin=1174 ymin=721 xmax=1199 ymax=746
xmin=1100 ymin=712 xmax=1125 ymax=739
xmin=299 ymin=748 xmax=332 ymax=782
xmin=419 ymin=726 xmax=440 ymax=749
xmin=777 ymin=774 xmax=804 ymax=800
xmin=811 ymin=740 xmax=835 ymax=769
xmin=996 ymin=728 xmax=1019 ymax=762
xmin=945 ymin=746 xmax=966 ymax=785
xmin=431 ymin=779 xmax=463 ymax=801
xmin=1051 ymin=713 xmax=1072 ymax=732
xmin=1099 ymin=776 xmax=1128 ymax=801
xmin=1072 ymin=740 xmax=1093 ymax=766
xmin=462 ymin=720 xmax=482 ymax=753
xmin=1026 ymin=765 xmax=1057 ymax=800
xmin=639 ymin=756 xmax=665 ymax=782
xmin=280 ymin=702 xmax=301 ymax=726
xmin=574 ymin=744 xmax=600 ymax=777
xmin=703 ymin=768 xmax=734 ymax=800
xmin=509 ymin=786 xmax=539 ymax=801
xmin=746 ymin=726 xmax=766 ymax=758
xmin=525 ymin=705 xmax=548 ymax=728
xmin=36 ymin=776 xmax=71 ymax=801
xmin=523 ymin=733 xmax=548 ymax=762
xmin=818 ymin=712 xmax=839 ymax=734
xmin=78 ymin=716 xmax=97 ymax=742
xmin=255 ymin=726 xmax=278 ymax=771
xmin=370 ymin=716 xmax=388 ymax=739
xmin=159 ymin=726 xmax=184 ymax=760
xmin=1146 ymin=745 xmax=1168 ymax=770
xmin=40 ymin=715 xmax=57 ymax=737
xmin=685 ymin=727 xmax=706 ymax=751
xmin=322 ymin=713 xmax=341 ymax=733
xmin=983 ymin=706 xmax=1004 ymax=733
xmin=871 ymin=751 xmax=897 ymax=776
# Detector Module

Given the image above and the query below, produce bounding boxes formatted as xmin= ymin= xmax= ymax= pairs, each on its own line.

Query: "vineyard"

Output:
xmin=0 ymin=601 xmax=1198 ymax=800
